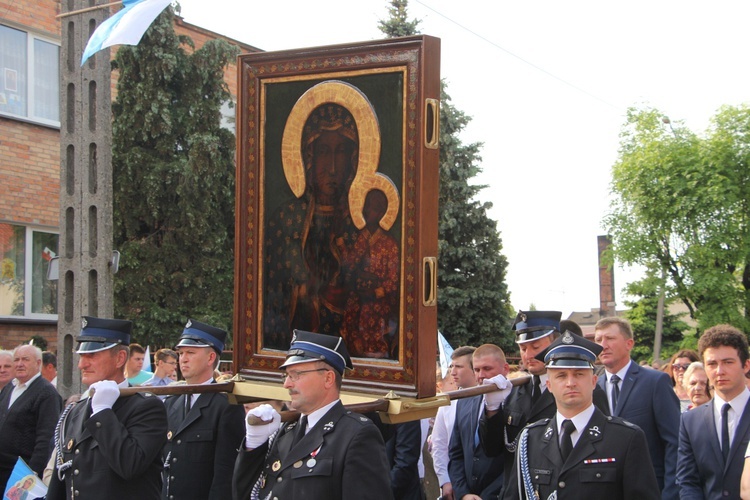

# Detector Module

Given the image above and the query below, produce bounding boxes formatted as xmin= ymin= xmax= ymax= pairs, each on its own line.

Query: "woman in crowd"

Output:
xmin=667 ymin=349 xmax=700 ymax=411
xmin=681 ymin=361 xmax=711 ymax=410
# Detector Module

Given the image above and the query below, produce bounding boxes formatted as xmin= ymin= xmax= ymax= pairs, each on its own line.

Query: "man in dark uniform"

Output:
xmin=233 ymin=330 xmax=392 ymax=500
xmin=162 ymin=319 xmax=244 ymax=499
xmin=479 ymin=311 xmax=609 ymax=483
xmin=47 ymin=317 xmax=168 ymax=500
xmin=503 ymin=331 xmax=660 ymax=499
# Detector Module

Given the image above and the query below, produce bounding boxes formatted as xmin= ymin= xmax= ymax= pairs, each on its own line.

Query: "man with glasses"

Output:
xmin=143 ymin=348 xmax=179 ymax=387
xmin=161 ymin=320 xmax=244 ymax=500
xmin=234 ymin=330 xmax=392 ymax=499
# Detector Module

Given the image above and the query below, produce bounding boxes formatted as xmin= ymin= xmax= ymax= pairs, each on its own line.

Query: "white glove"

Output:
xmin=90 ymin=380 xmax=120 ymax=415
xmin=482 ymin=374 xmax=512 ymax=411
xmin=245 ymin=404 xmax=282 ymax=449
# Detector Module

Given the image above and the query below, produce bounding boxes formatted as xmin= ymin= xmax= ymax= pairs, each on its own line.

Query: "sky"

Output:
xmin=177 ymin=0 xmax=750 ymax=317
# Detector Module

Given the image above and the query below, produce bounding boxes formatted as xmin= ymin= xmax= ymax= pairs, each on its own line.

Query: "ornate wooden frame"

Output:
xmin=234 ymin=36 xmax=440 ymax=398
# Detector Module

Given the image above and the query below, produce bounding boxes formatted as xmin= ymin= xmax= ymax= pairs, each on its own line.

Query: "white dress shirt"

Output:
xmin=9 ymin=372 xmax=41 ymax=407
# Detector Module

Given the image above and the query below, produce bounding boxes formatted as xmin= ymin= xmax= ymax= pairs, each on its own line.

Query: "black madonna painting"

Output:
xmin=235 ymin=36 xmax=440 ymax=397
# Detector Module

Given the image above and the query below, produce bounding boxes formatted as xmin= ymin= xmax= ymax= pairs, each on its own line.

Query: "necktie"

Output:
xmin=721 ymin=403 xmax=731 ymax=462
xmin=531 ymin=375 xmax=541 ymax=405
xmin=292 ymin=415 xmax=307 ymax=448
xmin=610 ymin=374 xmax=621 ymax=413
xmin=560 ymin=419 xmax=575 ymax=461
xmin=183 ymin=394 xmax=192 ymax=418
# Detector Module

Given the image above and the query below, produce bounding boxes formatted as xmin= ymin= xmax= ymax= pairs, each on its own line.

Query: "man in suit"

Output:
xmin=448 ymin=344 xmax=513 ymax=500
xmin=385 ymin=420 xmax=424 ymax=500
xmin=161 ymin=320 xmax=244 ymax=499
xmin=0 ymin=344 xmax=61 ymax=488
xmin=233 ymin=330 xmax=392 ymax=500
xmin=594 ymin=316 xmax=680 ymax=499
xmin=678 ymin=324 xmax=750 ymax=498
xmin=479 ymin=311 xmax=610 ymax=484
xmin=504 ymin=331 xmax=660 ymax=499
xmin=47 ymin=317 xmax=168 ymax=500
xmin=431 ymin=346 xmax=477 ymax=500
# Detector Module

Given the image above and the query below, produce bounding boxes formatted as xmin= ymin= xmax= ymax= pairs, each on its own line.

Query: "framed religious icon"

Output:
xmin=234 ymin=35 xmax=441 ymax=398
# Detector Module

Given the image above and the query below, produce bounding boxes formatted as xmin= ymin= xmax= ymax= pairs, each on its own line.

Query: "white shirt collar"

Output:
xmin=556 ymin=404 xmax=596 ymax=446
xmin=304 ymin=399 xmax=340 ymax=433
xmin=607 ymin=360 xmax=632 ymax=382
xmin=13 ymin=372 xmax=41 ymax=388
xmin=714 ymin=386 xmax=750 ymax=415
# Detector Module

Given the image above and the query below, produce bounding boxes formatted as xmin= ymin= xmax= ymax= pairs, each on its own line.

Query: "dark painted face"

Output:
xmin=363 ymin=189 xmax=387 ymax=227
xmin=312 ymin=131 xmax=353 ymax=199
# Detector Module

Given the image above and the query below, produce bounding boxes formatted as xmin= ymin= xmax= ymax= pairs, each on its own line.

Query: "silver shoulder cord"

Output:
xmin=55 ymin=402 xmax=76 ymax=481
xmin=518 ymin=427 xmax=539 ymax=500
xmin=252 ymin=428 xmax=279 ymax=500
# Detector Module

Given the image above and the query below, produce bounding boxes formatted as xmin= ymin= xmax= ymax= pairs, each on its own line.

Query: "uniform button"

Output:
xmin=596 ymin=473 xmax=601 ymax=478
xmin=534 ymin=475 xmax=539 ymax=480
xmin=558 ymin=481 xmax=566 ymax=488
xmin=95 ymin=422 xmax=102 ymax=428
xmin=473 ymin=457 xmax=479 ymax=462
xmin=73 ymin=469 xmax=79 ymax=475
xmin=170 ymin=476 xmax=175 ymax=481
xmin=75 ymin=449 xmax=80 ymax=454
xmin=723 ymin=492 xmax=730 ymax=497
xmin=172 ymin=457 xmax=177 ymax=463
xmin=74 ymin=490 xmax=79 ymax=496
xmin=196 ymin=434 xmax=200 ymax=438
xmin=169 ymin=496 xmax=174 ymax=499
xmin=277 ymin=477 xmax=282 ymax=482
xmin=176 ymin=439 xmax=181 ymax=445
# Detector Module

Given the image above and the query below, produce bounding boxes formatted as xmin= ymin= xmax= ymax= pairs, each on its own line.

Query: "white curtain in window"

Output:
xmin=0 ymin=25 xmax=28 ymax=117
xmin=33 ymin=39 xmax=59 ymax=121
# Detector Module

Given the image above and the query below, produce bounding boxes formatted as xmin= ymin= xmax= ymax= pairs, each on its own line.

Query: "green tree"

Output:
xmin=622 ymin=276 xmax=689 ymax=362
xmin=604 ymin=105 xmax=750 ymax=332
xmin=379 ymin=1 xmax=514 ymax=351
xmin=111 ymin=8 xmax=239 ymax=348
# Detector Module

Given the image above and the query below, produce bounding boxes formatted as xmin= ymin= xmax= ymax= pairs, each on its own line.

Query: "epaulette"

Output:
xmin=343 ymin=410 xmax=373 ymax=427
xmin=605 ymin=415 xmax=638 ymax=428
xmin=526 ymin=417 xmax=551 ymax=429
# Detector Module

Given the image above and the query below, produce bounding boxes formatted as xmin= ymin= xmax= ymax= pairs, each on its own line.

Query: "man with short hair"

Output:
xmin=126 ymin=343 xmax=153 ymax=385
xmin=504 ymin=331 xmax=660 ymax=499
xmin=234 ymin=330 xmax=392 ymax=499
xmin=42 ymin=351 xmax=57 ymax=386
xmin=161 ymin=320 xmax=244 ymax=500
xmin=0 ymin=344 xmax=61 ymax=489
xmin=431 ymin=346 xmax=477 ymax=500
xmin=594 ymin=316 xmax=680 ymax=499
xmin=47 ymin=317 xmax=168 ymax=499
xmin=448 ymin=344 xmax=512 ymax=500
xmin=678 ymin=324 xmax=750 ymax=498
xmin=143 ymin=348 xmax=178 ymax=387
xmin=0 ymin=350 xmax=13 ymax=390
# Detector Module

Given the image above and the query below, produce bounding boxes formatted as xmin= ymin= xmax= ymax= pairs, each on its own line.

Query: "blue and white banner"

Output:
xmin=3 ymin=457 xmax=47 ymax=500
xmin=438 ymin=331 xmax=454 ymax=379
xmin=81 ymin=0 xmax=173 ymax=65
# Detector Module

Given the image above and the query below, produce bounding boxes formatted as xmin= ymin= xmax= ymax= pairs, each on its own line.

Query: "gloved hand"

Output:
xmin=90 ymin=380 xmax=120 ymax=415
xmin=482 ymin=374 xmax=512 ymax=411
xmin=245 ymin=404 xmax=281 ymax=449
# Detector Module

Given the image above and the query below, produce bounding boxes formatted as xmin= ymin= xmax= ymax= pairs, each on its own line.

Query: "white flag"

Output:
xmin=81 ymin=0 xmax=173 ymax=65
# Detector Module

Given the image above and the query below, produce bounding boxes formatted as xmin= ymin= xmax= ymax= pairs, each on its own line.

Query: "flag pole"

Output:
xmin=57 ymin=0 xmax=123 ymax=19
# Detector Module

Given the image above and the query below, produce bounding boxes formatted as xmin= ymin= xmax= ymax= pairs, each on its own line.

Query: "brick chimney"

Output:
xmin=597 ymin=235 xmax=616 ymax=317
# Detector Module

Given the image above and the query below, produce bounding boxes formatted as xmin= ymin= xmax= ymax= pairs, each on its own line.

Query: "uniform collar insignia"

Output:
xmin=323 ymin=421 xmax=334 ymax=431
xmin=544 ymin=426 xmax=553 ymax=439
xmin=588 ymin=425 xmax=601 ymax=437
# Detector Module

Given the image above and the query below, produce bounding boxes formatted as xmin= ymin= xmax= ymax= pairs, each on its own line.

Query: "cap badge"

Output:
xmin=561 ymin=331 xmax=574 ymax=344
xmin=519 ymin=312 xmax=527 ymax=323
xmin=81 ymin=318 xmax=87 ymax=328
xmin=185 ymin=319 xmax=192 ymax=328
xmin=291 ymin=331 xmax=297 ymax=343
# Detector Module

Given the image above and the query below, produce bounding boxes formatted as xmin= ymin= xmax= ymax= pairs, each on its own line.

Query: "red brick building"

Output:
xmin=0 ymin=1 xmax=258 ymax=351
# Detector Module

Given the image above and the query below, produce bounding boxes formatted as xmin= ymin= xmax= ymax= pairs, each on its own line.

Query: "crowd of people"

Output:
xmin=4 ymin=313 xmax=750 ymax=499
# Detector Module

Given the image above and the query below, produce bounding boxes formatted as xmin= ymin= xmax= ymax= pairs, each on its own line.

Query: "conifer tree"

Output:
xmin=111 ymin=8 xmax=239 ymax=347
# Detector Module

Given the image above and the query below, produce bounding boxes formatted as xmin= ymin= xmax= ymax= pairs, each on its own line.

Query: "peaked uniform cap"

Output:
xmin=176 ymin=319 xmax=227 ymax=353
xmin=512 ymin=310 xmax=562 ymax=344
xmin=535 ymin=330 xmax=603 ymax=369
xmin=279 ymin=330 xmax=353 ymax=375
xmin=76 ymin=316 xmax=132 ymax=353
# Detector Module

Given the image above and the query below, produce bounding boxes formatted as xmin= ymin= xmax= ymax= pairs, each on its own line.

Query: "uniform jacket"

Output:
xmin=0 ymin=376 xmax=61 ymax=488
xmin=448 ymin=395 xmax=505 ymax=500
xmin=385 ymin=420 xmax=423 ymax=500
xmin=162 ymin=390 xmax=245 ymax=500
xmin=46 ymin=392 xmax=168 ymax=500
xmin=503 ymin=407 xmax=661 ymax=500
xmin=479 ymin=374 xmax=610 ymax=485
xmin=597 ymin=361 xmax=680 ymax=499
xmin=677 ymin=398 xmax=750 ymax=499
xmin=232 ymin=400 xmax=392 ymax=500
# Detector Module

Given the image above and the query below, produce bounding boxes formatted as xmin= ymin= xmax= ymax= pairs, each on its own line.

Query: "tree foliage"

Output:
xmin=111 ymin=8 xmax=239 ymax=348
xmin=379 ymin=1 xmax=514 ymax=351
xmin=605 ymin=105 xmax=750 ymax=333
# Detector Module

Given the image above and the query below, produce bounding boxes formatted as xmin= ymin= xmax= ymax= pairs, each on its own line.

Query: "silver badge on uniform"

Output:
xmin=544 ymin=427 xmax=553 ymax=439
xmin=588 ymin=425 xmax=601 ymax=437
xmin=324 ymin=421 xmax=334 ymax=431
xmin=561 ymin=331 xmax=574 ymax=344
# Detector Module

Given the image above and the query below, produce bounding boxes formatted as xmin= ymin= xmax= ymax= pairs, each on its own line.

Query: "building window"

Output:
xmin=0 ymin=24 xmax=60 ymax=126
xmin=0 ymin=223 xmax=58 ymax=319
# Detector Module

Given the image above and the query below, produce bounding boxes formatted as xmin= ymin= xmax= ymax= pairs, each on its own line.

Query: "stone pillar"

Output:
xmin=597 ymin=235 xmax=616 ymax=318
xmin=58 ymin=0 xmax=113 ymax=401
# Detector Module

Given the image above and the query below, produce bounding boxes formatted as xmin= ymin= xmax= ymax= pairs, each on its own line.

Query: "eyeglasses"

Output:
xmin=672 ymin=363 xmax=691 ymax=371
xmin=163 ymin=361 xmax=178 ymax=366
xmin=281 ymin=368 xmax=330 ymax=382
